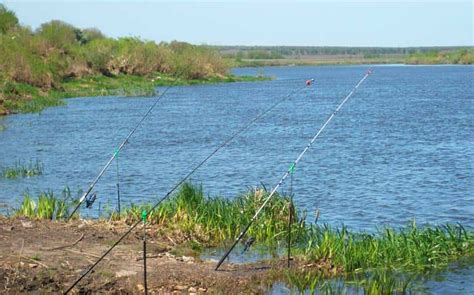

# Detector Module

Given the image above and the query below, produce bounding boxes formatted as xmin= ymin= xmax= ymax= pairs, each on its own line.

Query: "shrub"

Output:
xmin=0 ymin=4 xmax=18 ymax=34
xmin=36 ymin=20 xmax=78 ymax=51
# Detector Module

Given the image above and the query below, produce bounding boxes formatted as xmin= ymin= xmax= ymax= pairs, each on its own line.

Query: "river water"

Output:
xmin=0 ymin=65 xmax=473 ymax=292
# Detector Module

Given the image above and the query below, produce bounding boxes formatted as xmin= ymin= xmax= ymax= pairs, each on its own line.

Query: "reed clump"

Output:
xmin=112 ymin=182 xmax=301 ymax=245
xmin=1 ymin=160 xmax=44 ymax=178
xmin=295 ymin=223 xmax=473 ymax=273
xmin=14 ymin=188 xmax=74 ymax=220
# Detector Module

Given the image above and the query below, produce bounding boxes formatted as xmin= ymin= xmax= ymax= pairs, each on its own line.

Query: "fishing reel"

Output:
xmin=241 ymin=236 xmax=256 ymax=254
xmin=85 ymin=192 xmax=97 ymax=209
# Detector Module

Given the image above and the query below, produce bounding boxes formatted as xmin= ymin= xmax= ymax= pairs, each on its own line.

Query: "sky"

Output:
xmin=2 ymin=0 xmax=473 ymax=47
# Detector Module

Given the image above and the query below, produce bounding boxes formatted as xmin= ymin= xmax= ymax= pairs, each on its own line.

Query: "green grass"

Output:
xmin=294 ymin=222 xmax=473 ymax=273
xmin=278 ymin=223 xmax=473 ymax=294
xmin=14 ymin=188 xmax=74 ymax=220
xmin=112 ymin=182 xmax=298 ymax=245
xmin=1 ymin=160 xmax=44 ymax=178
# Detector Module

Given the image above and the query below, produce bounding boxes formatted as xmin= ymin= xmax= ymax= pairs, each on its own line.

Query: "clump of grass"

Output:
xmin=15 ymin=188 xmax=74 ymax=220
xmin=1 ymin=160 xmax=44 ymax=179
xmin=295 ymin=222 xmax=473 ymax=273
xmin=112 ymin=182 xmax=300 ymax=245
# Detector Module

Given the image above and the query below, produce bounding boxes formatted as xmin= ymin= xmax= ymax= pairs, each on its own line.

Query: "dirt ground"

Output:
xmin=0 ymin=216 xmax=294 ymax=294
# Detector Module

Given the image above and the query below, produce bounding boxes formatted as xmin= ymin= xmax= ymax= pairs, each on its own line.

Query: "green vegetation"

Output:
xmin=295 ymin=222 xmax=472 ymax=272
xmin=1 ymin=160 xmax=44 ymax=178
xmin=15 ymin=188 xmax=74 ymax=220
xmin=0 ymin=4 xmax=266 ymax=115
xmin=111 ymin=183 xmax=298 ymax=245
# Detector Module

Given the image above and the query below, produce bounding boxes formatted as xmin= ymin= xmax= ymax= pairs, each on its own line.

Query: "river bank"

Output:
xmin=1 ymin=183 xmax=472 ymax=293
xmin=0 ymin=73 xmax=268 ymax=116
xmin=2 ymin=216 xmax=472 ymax=294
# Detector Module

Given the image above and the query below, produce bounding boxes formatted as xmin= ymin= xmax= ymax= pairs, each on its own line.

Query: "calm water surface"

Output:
xmin=0 ymin=65 xmax=473 ymax=293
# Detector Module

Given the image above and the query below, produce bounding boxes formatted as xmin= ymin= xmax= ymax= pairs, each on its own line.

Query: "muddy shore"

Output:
xmin=0 ymin=217 xmax=303 ymax=294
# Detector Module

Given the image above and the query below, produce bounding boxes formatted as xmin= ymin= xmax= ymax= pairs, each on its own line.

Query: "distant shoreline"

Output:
xmin=217 ymin=46 xmax=473 ymax=68
xmin=228 ymin=56 xmax=473 ymax=68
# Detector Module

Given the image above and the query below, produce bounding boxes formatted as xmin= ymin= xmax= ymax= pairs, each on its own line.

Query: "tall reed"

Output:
xmin=295 ymin=222 xmax=473 ymax=272
xmin=15 ymin=188 xmax=74 ymax=220
xmin=113 ymin=183 xmax=301 ymax=245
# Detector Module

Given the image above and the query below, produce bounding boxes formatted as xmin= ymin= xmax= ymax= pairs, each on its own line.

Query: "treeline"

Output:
xmin=221 ymin=50 xmax=284 ymax=60
xmin=0 ymin=4 xmax=227 ymax=112
xmin=218 ymin=45 xmax=474 ymax=62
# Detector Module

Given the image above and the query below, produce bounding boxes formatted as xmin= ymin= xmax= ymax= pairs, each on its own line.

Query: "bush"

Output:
xmin=172 ymin=44 xmax=227 ymax=79
xmin=0 ymin=4 xmax=232 ymax=114
xmin=0 ymin=31 xmax=56 ymax=89
xmin=0 ymin=4 xmax=18 ymax=34
xmin=36 ymin=20 xmax=79 ymax=51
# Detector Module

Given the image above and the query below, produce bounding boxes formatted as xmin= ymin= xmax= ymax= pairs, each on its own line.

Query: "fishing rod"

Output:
xmin=67 ymin=77 xmax=181 ymax=221
xmin=64 ymin=78 xmax=315 ymax=294
xmin=215 ymin=69 xmax=372 ymax=271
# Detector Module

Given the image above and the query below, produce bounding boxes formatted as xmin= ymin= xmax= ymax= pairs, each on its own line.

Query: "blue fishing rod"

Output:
xmin=215 ymin=69 xmax=372 ymax=270
xmin=64 ymin=78 xmax=316 ymax=294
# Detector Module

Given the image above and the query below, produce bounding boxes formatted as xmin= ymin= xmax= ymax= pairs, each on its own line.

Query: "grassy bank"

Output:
xmin=1 ymin=73 xmax=268 ymax=114
xmin=12 ymin=183 xmax=474 ymax=277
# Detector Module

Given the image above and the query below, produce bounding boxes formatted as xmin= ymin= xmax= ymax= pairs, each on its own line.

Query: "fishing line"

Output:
xmin=67 ymin=76 xmax=182 ymax=220
xmin=64 ymin=78 xmax=315 ymax=294
xmin=215 ymin=69 xmax=372 ymax=271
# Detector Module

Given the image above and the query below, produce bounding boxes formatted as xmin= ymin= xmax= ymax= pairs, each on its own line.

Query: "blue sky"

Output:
xmin=3 ymin=1 xmax=473 ymax=47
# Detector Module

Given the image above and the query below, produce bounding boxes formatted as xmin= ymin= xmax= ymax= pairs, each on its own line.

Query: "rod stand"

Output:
xmin=142 ymin=210 xmax=148 ymax=295
xmin=287 ymin=198 xmax=293 ymax=268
